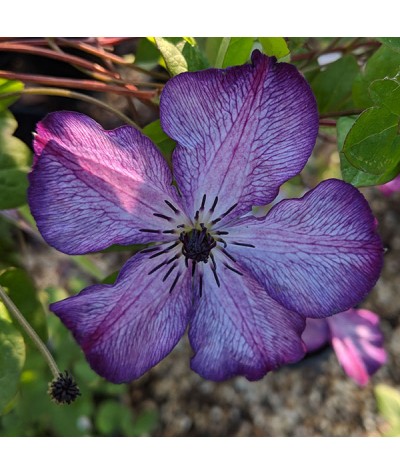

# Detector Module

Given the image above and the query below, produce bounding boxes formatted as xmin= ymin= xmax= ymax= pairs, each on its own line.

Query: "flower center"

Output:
xmin=179 ymin=224 xmax=216 ymax=263
xmin=139 ymin=194 xmax=255 ymax=295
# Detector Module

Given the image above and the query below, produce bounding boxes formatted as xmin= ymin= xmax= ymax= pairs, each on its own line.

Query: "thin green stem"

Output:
xmin=320 ymin=109 xmax=362 ymax=119
xmin=0 ymin=88 xmax=141 ymax=129
xmin=215 ymin=37 xmax=231 ymax=68
xmin=0 ymin=284 xmax=60 ymax=379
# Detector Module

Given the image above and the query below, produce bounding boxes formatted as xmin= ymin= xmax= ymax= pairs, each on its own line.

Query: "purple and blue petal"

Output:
xmin=226 ymin=179 xmax=384 ymax=318
xmin=51 ymin=253 xmax=193 ymax=383
xmin=160 ymin=50 xmax=318 ymax=221
xmin=188 ymin=262 xmax=306 ymax=381
xmin=29 ymin=112 xmax=185 ymax=254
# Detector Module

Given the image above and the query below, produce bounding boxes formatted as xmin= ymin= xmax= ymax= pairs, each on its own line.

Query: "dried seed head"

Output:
xmin=48 ymin=370 xmax=81 ymax=405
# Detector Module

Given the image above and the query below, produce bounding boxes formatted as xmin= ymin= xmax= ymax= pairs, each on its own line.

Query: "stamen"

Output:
xmin=215 ymin=237 xmax=227 ymax=248
xmin=211 ymin=265 xmax=220 ymax=287
xmin=210 ymin=253 xmax=217 ymax=269
xmin=224 ymin=263 xmax=243 ymax=276
xmin=139 ymin=228 xmax=161 ymax=234
xmin=215 ymin=231 xmax=229 ymax=235
xmin=149 ymin=242 xmax=179 ymax=259
xmin=162 ymin=229 xmax=177 ymax=234
xmin=162 ymin=263 xmax=177 ymax=282
xmin=232 ymin=241 xmax=255 ymax=248
xmin=211 ymin=202 xmax=238 ymax=225
xmin=148 ymin=253 xmax=180 ymax=275
xmin=200 ymin=194 xmax=207 ymax=210
xmin=153 ymin=213 xmax=172 ymax=222
xmin=194 ymin=210 xmax=200 ymax=221
xmin=140 ymin=246 xmax=161 ymax=254
xmin=210 ymin=196 xmax=218 ymax=213
xmin=169 ymin=273 xmax=181 ymax=293
xmin=221 ymin=248 xmax=236 ymax=262
xmin=164 ymin=200 xmax=180 ymax=214
xmin=221 ymin=202 xmax=238 ymax=218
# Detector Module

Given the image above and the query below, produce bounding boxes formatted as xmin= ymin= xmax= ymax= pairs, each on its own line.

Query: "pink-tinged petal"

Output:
xmin=378 ymin=175 xmax=400 ymax=196
xmin=160 ymin=50 xmax=318 ymax=220
xmin=328 ymin=308 xmax=387 ymax=386
xmin=51 ymin=253 xmax=192 ymax=383
xmin=29 ymin=112 xmax=185 ymax=254
xmin=302 ymin=319 xmax=330 ymax=353
xmin=188 ymin=262 xmax=306 ymax=381
xmin=226 ymin=179 xmax=383 ymax=318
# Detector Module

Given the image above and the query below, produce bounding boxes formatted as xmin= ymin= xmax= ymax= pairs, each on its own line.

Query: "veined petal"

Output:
xmin=302 ymin=318 xmax=330 ymax=353
xmin=29 ymin=112 xmax=184 ymax=254
xmin=328 ymin=309 xmax=387 ymax=386
xmin=51 ymin=253 xmax=192 ymax=383
xmin=188 ymin=263 xmax=306 ymax=381
xmin=160 ymin=50 xmax=318 ymax=221
xmin=227 ymin=179 xmax=383 ymax=318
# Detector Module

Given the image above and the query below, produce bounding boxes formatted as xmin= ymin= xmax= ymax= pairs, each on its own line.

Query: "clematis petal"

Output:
xmin=29 ymin=111 xmax=184 ymax=254
xmin=160 ymin=50 xmax=318 ymax=220
xmin=188 ymin=263 xmax=306 ymax=381
xmin=227 ymin=179 xmax=383 ymax=318
xmin=51 ymin=253 xmax=192 ymax=383
xmin=378 ymin=175 xmax=400 ymax=196
xmin=328 ymin=309 xmax=387 ymax=386
xmin=302 ymin=318 xmax=330 ymax=353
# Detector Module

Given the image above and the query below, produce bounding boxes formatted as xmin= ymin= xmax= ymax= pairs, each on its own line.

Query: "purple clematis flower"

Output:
xmin=28 ymin=51 xmax=384 ymax=383
xmin=302 ymin=308 xmax=387 ymax=386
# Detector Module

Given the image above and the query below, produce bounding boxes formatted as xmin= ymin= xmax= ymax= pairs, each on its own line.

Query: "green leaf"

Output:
xmin=342 ymin=107 xmax=400 ymax=175
xmin=375 ymin=384 xmax=400 ymax=430
xmin=0 ymin=79 xmax=24 ymax=111
xmin=0 ymin=111 xmax=32 ymax=209
xmin=258 ymin=37 xmax=289 ymax=59
xmin=338 ymin=117 xmax=398 ymax=186
xmin=0 ymin=268 xmax=48 ymax=342
xmin=153 ymin=37 xmax=188 ymax=76
xmin=311 ymin=56 xmax=359 ymax=114
xmin=130 ymin=409 xmax=158 ymax=436
xmin=353 ymin=45 xmax=400 ymax=109
xmin=101 ymin=270 xmax=119 ymax=285
xmin=204 ymin=38 xmax=224 ymax=66
xmin=153 ymin=37 xmax=208 ymax=75
xmin=134 ymin=38 xmax=161 ymax=67
xmin=143 ymin=119 xmax=176 ymax=161
xmin=215 ymin=37 xmax=254 ymax=68
xmin=369 ymin=77 xmax=400 ymax=116
xmin=181 ymin=41 xmax=209 ymax=71
xmin=0 ymin=313 xmax=25 ymax=413
xmin=96 ymin=400 xmax=134 ymax=436
xmin=378 ymin=37 xmax=400 ymax=53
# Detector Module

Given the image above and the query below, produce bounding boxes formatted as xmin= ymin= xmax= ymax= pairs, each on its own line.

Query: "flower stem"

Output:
xmin=0 ymin=284 xmax=60 ymax=379
xmin=0 ymin=87 xmax=141 ymax=129
xmin=320 ymin=109 xmax=363 ymax=119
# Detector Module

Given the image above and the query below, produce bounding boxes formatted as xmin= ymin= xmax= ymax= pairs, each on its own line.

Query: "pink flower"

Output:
xmin=302 ymin=308 xmax=387 ymax=385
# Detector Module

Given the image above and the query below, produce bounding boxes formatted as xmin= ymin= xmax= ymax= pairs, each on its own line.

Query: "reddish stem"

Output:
xmin=0 ymin=69 xmax=156 ymax=99
xmin=0 ymin=42 xmax=119 ymax=79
